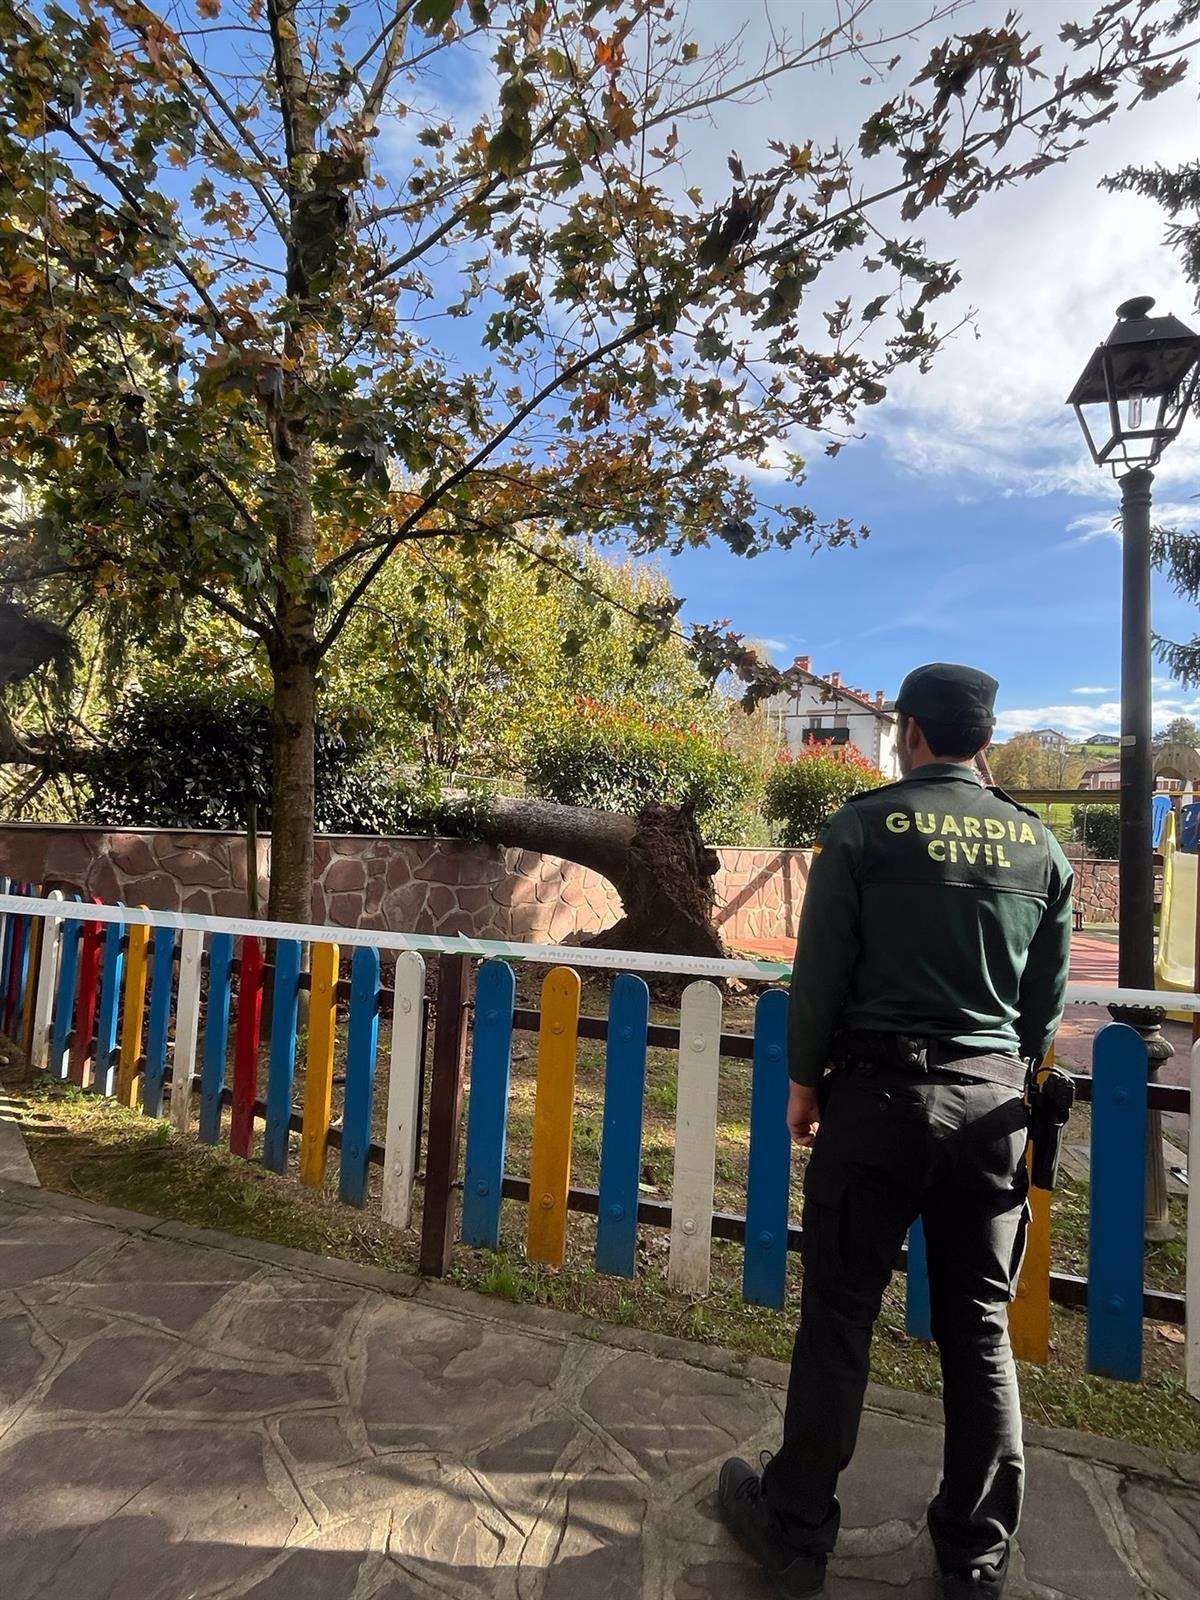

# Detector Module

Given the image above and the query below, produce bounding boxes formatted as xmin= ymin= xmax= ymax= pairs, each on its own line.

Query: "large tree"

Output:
xmin=1 ymin=0 xmax=1193 ymax=930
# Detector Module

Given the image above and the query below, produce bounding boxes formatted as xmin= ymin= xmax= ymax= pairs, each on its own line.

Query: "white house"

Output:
xmin=766 ymin=656 xmax=901 ymax=778
xmin=1027 ymin=727 xmax=1070 ymax=750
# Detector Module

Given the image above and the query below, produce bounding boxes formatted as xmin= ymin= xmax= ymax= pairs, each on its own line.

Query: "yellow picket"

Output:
xmin=526 ymin=966 xmax=581 ymax=1268
xmin=300 ymin=942 xmax=339 ymax=1188
xmin=116 ymin=914 xmax=151 ymax=1108
xmin=1010 ymin=1048 xmax=1054 ymax=1365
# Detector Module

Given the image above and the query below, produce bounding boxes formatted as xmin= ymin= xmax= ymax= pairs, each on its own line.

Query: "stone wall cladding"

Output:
xmin=1071 ymin=856 xmax=1119 ymax=924
xmin=0 ymin=826 xmax=812 ymax=947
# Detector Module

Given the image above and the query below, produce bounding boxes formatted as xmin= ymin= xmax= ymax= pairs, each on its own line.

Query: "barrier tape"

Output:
xmin=0 ymin=893 xmax=1189 ymax=1008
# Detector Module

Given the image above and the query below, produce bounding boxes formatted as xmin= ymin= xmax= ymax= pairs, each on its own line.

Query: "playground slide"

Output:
xmin=1156 ymin=811 xmax=1197 ymax=1001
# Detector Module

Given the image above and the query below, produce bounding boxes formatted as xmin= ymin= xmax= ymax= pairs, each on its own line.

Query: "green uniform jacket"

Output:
xmin=788 ymin=762 xmax=1074 ymax=1087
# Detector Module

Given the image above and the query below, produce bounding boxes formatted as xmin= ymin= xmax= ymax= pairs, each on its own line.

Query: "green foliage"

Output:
xmin=525 ymin=700 xmax=754 ymax=840
xmin=328 ymin=545 xmax=721 ymax=775
xmin=763 ymin=742 xmax=886 ymax=847
xmin=1073 ymin=804 xmax=1119 ymax=859
xmin=84 ymin=679 xmax=428 ymax=834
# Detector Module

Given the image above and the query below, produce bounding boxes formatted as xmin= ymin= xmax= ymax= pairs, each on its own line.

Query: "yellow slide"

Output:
xmin=1156 ymin=811 xmax=1197 ymax=1005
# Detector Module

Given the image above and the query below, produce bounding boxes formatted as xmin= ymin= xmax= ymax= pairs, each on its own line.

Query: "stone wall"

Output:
xmin=1071 ymin=856 xmax=1119 ymax=924
xmin=0 ymin=826 xmax=812 ymax=949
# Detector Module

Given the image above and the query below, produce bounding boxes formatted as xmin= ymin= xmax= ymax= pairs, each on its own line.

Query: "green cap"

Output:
xmin=895 ymin=662 xmax=998 ymax=724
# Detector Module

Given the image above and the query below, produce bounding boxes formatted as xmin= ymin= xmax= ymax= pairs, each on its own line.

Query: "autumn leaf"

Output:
xmin=197 ymin=0 xmax=221 ymax=17
xmin=1154 ymin=1324 xmax=1185 ymax=1345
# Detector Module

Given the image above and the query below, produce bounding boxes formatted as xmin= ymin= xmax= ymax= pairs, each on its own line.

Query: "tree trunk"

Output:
xmin=478 ymin=796 xmax=725 ymax=958
xmin=268 ymin=636 xmax=317 ymax=923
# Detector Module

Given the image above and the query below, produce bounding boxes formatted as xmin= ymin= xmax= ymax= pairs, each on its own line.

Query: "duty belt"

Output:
xmin=834 ymin=1029 xmax=1010 ymax=1075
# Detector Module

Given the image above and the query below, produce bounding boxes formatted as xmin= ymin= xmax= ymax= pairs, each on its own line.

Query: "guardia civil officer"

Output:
xmin=718 ymin=664 xmax=1073 ymax=1600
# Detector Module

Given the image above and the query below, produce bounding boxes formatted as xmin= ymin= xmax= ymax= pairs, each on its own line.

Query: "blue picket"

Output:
xmin=338 ymin=945 xmax=381 ymax=1208
xmin=906 ymin=1217 xmax=932 ymax=1339
xmin=50 ymin=894 xmax=83 ymax=1079
xmin=0 ymin=878 xmax=11 ymax=1018
xmin=92 ymin=907 xmax=127 ymax=1097
xmin=9 ymin=892 xmax=32 ymax=1037
xmin=0 ymin=878 xmax=16 ymax=1033
xmin=593 ymin=973 xmax=650 ymax=1276
xmin=743 ymin=988 xmax=792 ymax=1307
xmin=461 ymin=959 xmax=517 ymax=1250
xmin=1088 ymin=1022 xmax=1148 ymax=1382
xmin=263 ymin=939 xmax=303 ymax=1174
xmin=199 ymin=932 xmax=235 ymax=1144
xmin=141 ymin=928 xmax=177 ymax=1118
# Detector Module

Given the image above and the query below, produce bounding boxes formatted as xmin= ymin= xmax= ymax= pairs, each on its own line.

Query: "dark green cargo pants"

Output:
xmin=761 ymin=1060 xmax=1030 ymax=1574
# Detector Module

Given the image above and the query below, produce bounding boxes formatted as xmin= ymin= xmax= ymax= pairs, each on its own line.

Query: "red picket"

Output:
xmin=230 ymin=936 xmax=265 ymax=1157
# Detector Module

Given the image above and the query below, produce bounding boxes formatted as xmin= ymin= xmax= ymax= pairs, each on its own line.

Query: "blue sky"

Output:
xmin=649 ymin=1 xmax=1200 ymax=740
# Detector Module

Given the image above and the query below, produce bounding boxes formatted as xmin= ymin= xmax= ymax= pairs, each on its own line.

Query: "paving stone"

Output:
xmin=0 ymin=1422 xmax=303 ymax=1600
xmin=0 ymin=1213 xmax=113 ymax=1287
xmin=275 ymin=1409 xmax=364 ymax=1473
xmin=358 ymin=1300 xmax=565 ymax=1454
xmin=238 ymin=1517 xmax=381 ymax=1598
xmin=387 ymin=1456 xmax=515 ymax=1591
xmin=1121 ymin=1477 xmax=1200 ymax=1599
xmin=0 ymin=1306 xmax=48 ymax=1409
xmin=675 ymin=1556 xmax=769 ymax=1600
xmin=579 ymin=1350 xmax=779 ymax=1480
xmin=217 ymin=1276 xmax=368 ymax=1364
xmin=473 ymin=1415 xmax=580 ymax=1486
xmin=1018 ymin=1455 xmax=1141 ymax=1600
xmin=537 ymin=1465 xmax=647 ymax=1600
xmin=144 ymin=1357 xmax=340 ymax=1417
xmin=837 ymin=1408 xmax=944 ymax=1530
xmin=69 ymin=1234 xmax=257 ymax=1332
xmin=42 ymin=1328 xmax=178 ymax=1412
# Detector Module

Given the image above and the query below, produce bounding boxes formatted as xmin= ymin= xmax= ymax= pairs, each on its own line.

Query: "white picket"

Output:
xmin=170 ymin=928 xmax=205 ymax=1133
xmin=669 ymin=979 xmax=723 ymax=1296
xmin=1188 ymin=1040 xmax=1200 ymax=1400
xmin=382 ymin=951 xmax=427 ymax=1230
xmin=29 ymin=889 xmax=63 ymax=1072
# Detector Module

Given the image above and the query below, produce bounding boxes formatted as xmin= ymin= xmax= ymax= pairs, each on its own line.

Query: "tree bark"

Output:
xmin=267 ymin=635 xmax=317 ymax=923
xmin=477 ymin=796 xmax=725 ymax=958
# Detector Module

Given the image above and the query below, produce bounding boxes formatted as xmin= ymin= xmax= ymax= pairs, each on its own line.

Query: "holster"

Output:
xmin=1025 ymin=1064 xmax=1075 ymax=1191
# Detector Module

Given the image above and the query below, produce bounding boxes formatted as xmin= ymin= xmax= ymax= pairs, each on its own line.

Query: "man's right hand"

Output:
xmin=787 ymin=1082 xmax=821 ymax=1147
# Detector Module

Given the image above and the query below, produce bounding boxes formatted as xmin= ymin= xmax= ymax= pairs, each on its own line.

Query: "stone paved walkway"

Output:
xmin=1 ymin=1180 xmax=1198 ymax=1600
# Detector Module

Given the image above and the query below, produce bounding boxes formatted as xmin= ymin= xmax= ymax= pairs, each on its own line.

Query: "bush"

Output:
xmin=85 ymin=678 xmax=426 ymax=834
xmin=1072 ymin=803 xmax=1119 ymax=859
xmin=525 ymin=699 xmax=755 ymax=840
xmin=763 ymin=741 xmax=886 ymax=847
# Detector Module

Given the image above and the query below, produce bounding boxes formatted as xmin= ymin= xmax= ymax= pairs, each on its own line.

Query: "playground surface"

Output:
xmin=1 ymin=1177 xmax=1197 ymax=1600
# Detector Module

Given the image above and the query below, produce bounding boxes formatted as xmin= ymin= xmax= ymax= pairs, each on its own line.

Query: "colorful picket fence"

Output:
xmin=0 ymin=883 xmax=428 ymax=1232
xmin=0 ymin=887 xmax=1193 ymax=1393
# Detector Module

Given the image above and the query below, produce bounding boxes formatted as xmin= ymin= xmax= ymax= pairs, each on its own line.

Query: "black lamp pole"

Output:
xmin=1067 ymin=296 xmax=1200 ymax=1240
xmin=1117 ymin=466 xmax=1156 ymax=993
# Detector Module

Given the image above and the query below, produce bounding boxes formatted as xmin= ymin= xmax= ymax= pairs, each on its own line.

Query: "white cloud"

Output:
xmin=1072 ymin=685 xmax=1116 ymax=695
xmin=997 ymin=691 xmax=1200 ymax=739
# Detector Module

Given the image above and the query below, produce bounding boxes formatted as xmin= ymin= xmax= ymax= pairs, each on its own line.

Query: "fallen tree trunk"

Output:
xmin=476 ymin=795 xmax=726 ymax=958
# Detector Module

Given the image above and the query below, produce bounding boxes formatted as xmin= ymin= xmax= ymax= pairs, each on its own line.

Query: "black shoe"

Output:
xmin=717 ymin=1457 xmax=828 ymax=1600
xmin=940 ymin=1556 xmax=1008 ymax=1600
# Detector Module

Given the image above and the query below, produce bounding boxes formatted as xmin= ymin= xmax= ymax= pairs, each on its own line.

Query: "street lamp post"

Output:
xmin=1068 ymin=296 xmax=1200 ymax=1237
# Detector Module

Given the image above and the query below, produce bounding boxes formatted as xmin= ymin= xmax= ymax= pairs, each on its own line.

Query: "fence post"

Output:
xmin=419 ymin=952 xmax=471 ymax=1277
xmin=68 ymin=901 xmax=103 ymax=1086
xmin=461 ymin=958 xmax=516 ymax=1251
xmin=743 ymin=987 xmax=791 ymax=1309
xmin=170 ymin=928 xmax=204 ymax=1133
xmin=1088 ymin=1022 xmax=1147 ymax=1382
xmin=906 ymin=1218 xmax=932 ymax=1339
xmin=92 ymin=906 xmax=126 ymax=1097
xmin=1189 ymin=1039 xmax=1200 ymax=1401
xmin=30 ymin=891 xmax=63 ymax=1072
